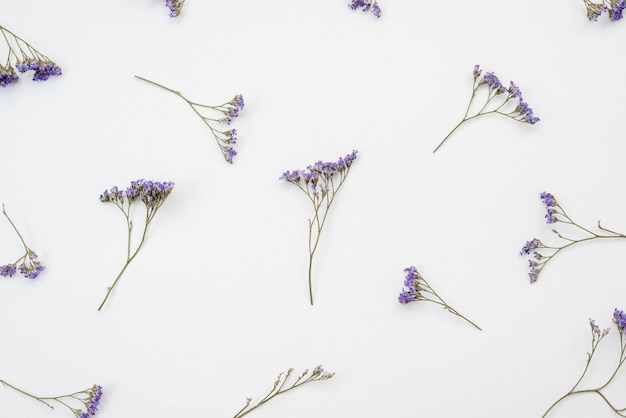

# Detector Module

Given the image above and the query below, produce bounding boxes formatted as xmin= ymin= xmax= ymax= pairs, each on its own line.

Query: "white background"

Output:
xmin=1 ymin=0 xmax=626 ymax=417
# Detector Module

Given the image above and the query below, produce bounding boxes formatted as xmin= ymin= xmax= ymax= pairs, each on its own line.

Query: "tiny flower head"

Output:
xmin=614 ymin=308 xmax=626 ymax=333
xmin=590 ymin=318 xmax=610 ymax=338
xmin=0 ymin=264 xmax=17 ymax=277
xmin=0 ymin=65 xmax=19 ymax=88
xmin=32 ymin=62 xmax=62 ymax=81
xmin=473 ymin=64 xmax=482 ymax=80
xmin=520 ymin=238 xmax=542 ymax=255
xmin=609 ymin=0 xmax=626 ymax=20
xmin=226 ymin=147 xmax=237 ymax=164
xmin=540 ymin=192 xmax=557 ymax=223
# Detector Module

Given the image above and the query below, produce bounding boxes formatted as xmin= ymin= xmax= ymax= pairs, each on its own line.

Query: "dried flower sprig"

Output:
xmin=348 ymin=0 xmax=382 ymax=18
xmin=135 ymin=75 xmax=244 ymax=164
xmin=233 ymin=365 xmax=334 ymax=418
xmin=0 ymin=24 xmax=61 ymax=88
xmin=398 ymin=266 xmax=481 ymax=331
xmin=165 ymin=0 xmax=186 ymax=17
xmin=98 ymin=179 xmax=174 ymax=311
xmin=0 ymin=204 xmax=45 ymax=279
xmin=0 ymin=380 xmax=102 ymax=418
xmin=542 ymin=309 xmax=626 ymax=417
xmin=583 ymin=0 xmax=625 ymax=21
xmin=521 ymin=192 xmax=626 ymax=284
xmin=279 ymin=150 xmax=358 ymax=305
xmin=434 ymin=64 xmax=539 ymax=153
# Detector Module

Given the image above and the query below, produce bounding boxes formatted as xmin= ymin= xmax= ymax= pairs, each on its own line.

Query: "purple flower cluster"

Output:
xmin=520 ymin=238 xmax=542 ymax=256
xmin=614 ymin=308 xmax=626 ymax=333
xmin=476 ymin=65 xmax=540 ymax=125
xmin=584 ymin=0 xmax=625 ymax=20
xmin=78 ymin=385 xmax=103 ymax=418
xmin=225 ymin=94 xmax=245 ymax=124
xmin=0 ymin=25 xmax=62 ymax=89
xmin=398 ymin=266 xmax=420 ymax=304
xmin=0 ymin=66 xmax=19 ymax=88
xmin=219 ymin=95 xmax=244 ymax=163
xmin=100 ymin=179 xmax=175 ymax=208
xmin=349 ymin=0 xmax=382 ymax=18
xmin=279 ymin=150 xmax=358 ymax=191
xmin=15 ymin=59 xmax=62 ymax=81
xmin=590 ymin=318 xmax=611 ymax=338
xmin=18 ymin=251 xmax=45 ymax=279
xmin=541 ymin=192 xmax=557 ymax=223
xmin=165 ymin=0 xmax=186 ymax=17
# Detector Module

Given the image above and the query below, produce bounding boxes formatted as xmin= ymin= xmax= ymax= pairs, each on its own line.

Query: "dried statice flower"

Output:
xmin=0 ymin=204 xmax=45 ymax=280
xmin=542 ymin=310 xmax=626 ymax=417
xmin=0 ymin=380 xmax=101 ymax=418
xmin=165 ymin=0 xmax=186 ymax=17
xmin=521 ymin=192 xmax=626 ymax=284
xmin=348 ymin=0 xmax=382 ymax=18
xmin=232 ymin=366 xmax=334 ymax=417
xmin=583 ymin=0 xmax=626 ymax=21
xmin=280 ymin=150 xmax=358 ymax=304
xmin=434 ymin=64 xmax=540 ymax=153
xmin=398 ymin=266 xmax=481 ymax=330
xmin=98 ymin=179 xmax=174 ymax=310
xmin=135 ymin=76 xmax=244 ymax=164
xmin=0 ymin=24 xmax=61 ymax=88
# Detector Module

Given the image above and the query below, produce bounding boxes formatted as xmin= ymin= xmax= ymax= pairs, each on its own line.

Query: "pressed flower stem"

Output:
xmin=135 ymin=75 xmax=235 ymax=161
xmin=2 ymin=204 xmax=30 ymax=251
xmin=300 ymin=171 xmax=350 ymax=305
xmin=418 ymin=276 xmax=481 ymax=331
xmin=0 ymin=379 xmax=53 ymax=409
xmin=543 ymin=332 xmax=626 ymax=417
xmin=98 ymin=206 xmax=152 ymax=311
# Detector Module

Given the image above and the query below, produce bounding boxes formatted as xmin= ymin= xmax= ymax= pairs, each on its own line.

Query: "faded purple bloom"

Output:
xmin=349 ymin=0 xmax=381 ymax=17
xmin=0 ymin=264 xmax=17 ymax=277
xmin=166 ymin=0 xmax=185 ymax=17
xmin=586 ymin=1 xmax=608 ymax=19
xmin=590 ymin=318 xmax=610 ymax=338
xmin=528 ymin=260 xmax=538 ymax=283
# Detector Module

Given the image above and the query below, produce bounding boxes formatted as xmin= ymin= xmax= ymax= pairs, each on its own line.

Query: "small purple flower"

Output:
xmin=609 ymin=0 xmax=626 ymax=20
xmin=614 ymin=308 xmax=626 ymax=333
xmin=398 ymin=289 xmax=414 ymax=304
xmin=0 ymin=264 xmax=17 ymax=277
xmin=508 ymin=81 xmax=523 ymax=99
xmin=481 ymin=71 xmax=506 ymax=93
xmin=0 ymin=68 xmax=19 ymax=88
xmin=32 ymin=62 xmax=62 ymax=81
xmin=15 ymin=60 xmax=40 ymax=73
xmin=24 ymin=265 xmax=45 ymax=279
xmin=520 ymin=238 xmax=542 ymax=255
xmin=348 ymin=0 xmax=381 ymax=17
xmin=528 ymin=260 xmax=538 ymax=283
xmin=590 ymin=318 xmax=610 ymax=338
xmin=226 ymin=147 xmax=237 ymax=164
xmin=541 ymin=192 xmax=557 ymax=223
